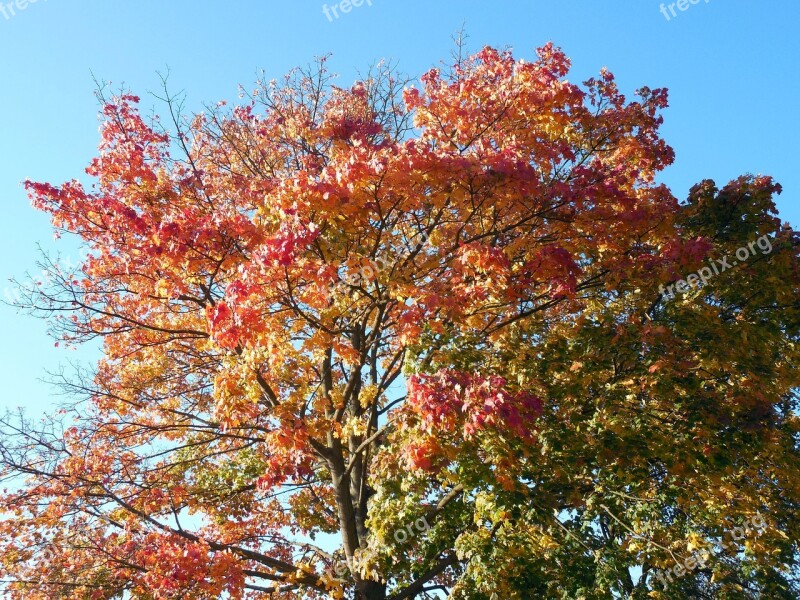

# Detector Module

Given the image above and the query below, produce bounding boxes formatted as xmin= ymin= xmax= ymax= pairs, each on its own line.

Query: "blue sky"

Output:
xmin=1 ymin=0 xmax=798 ymax=416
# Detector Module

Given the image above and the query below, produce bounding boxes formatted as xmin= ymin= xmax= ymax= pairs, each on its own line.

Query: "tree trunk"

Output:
xmin=356 ymin=580 xmax=387 ymax=600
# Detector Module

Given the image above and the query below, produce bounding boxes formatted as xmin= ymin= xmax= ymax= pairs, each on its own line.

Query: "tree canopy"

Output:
xmin=1 ymin=44 xmax=798 ymax=600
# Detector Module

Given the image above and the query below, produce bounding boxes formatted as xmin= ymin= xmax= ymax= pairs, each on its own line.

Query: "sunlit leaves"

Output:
xmin=1 ymin=42 xmax=797 ymax=600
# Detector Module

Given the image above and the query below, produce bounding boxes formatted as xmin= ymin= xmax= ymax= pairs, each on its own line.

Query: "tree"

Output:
xmin=1 ymin=44 xmax=798 ymax=599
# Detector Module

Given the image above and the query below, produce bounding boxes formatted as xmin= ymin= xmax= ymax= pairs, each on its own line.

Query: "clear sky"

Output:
xmin=1 ymin=0 xmax=798 ymax=417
